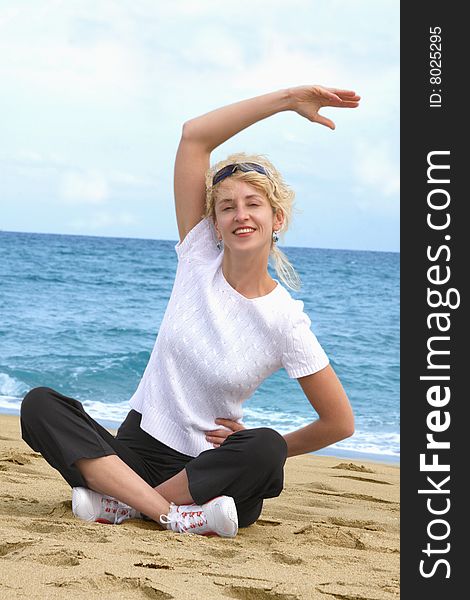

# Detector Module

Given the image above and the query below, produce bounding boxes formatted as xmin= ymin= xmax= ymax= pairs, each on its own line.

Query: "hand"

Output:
xmin=287 ymin=85 xmax=361 ymax=130
xmin=205 ymin=418 xmax=246 ymax=448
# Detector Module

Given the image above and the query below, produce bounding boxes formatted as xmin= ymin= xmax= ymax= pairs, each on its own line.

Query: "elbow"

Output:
xmin=180 ymin=120 xmax=210 ymax=151
xmin=181 ymin=120 xmax=193 ymax=140
xmin=181 ymin=119 xmax=201 ymax=142
xmin=337 ymin=415 xmax=355 ymax=442
xmin=341 ymin=422 xmax=355 ymax=441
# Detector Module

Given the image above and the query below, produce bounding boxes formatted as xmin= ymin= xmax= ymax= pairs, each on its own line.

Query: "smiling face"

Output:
xmin=213 ymin=179 xmax=284 ymax=254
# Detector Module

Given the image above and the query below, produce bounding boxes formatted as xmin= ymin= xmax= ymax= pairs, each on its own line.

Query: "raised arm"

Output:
xmin=174 ymin=89 xmax=290 ymax=243
xmin=174 ymin=86 xmax=360 ymax=242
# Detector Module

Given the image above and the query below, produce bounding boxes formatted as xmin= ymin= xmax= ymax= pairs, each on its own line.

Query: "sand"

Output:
xmin=0 ymin=414 xmax=399 ymax=599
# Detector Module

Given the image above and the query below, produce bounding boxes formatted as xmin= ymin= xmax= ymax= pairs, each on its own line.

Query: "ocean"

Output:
xmin=0 ymin=230 xmax=399 ymax=463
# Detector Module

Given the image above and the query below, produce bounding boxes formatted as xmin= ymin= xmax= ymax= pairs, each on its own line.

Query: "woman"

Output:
xmin=21 ymin=85 xmax=359 ymax=538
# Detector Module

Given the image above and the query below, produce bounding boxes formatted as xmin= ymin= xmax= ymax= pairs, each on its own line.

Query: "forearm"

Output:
xmin=283 ymin=418 xmax=354 ymax=459
xmin=182 ymin=88 xmax=292 ymax=152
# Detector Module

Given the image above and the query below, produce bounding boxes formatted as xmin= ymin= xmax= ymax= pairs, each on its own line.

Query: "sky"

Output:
xmin=0 ymin=0 xmax=399 ymax=252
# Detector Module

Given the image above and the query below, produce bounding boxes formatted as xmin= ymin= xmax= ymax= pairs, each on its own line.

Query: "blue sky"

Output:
xmin=0 ymin=0 xmax=399 ymax=251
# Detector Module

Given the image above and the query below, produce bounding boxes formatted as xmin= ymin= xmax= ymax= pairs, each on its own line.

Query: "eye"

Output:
xmin=222 ymin=206 xmax=233 ymax=211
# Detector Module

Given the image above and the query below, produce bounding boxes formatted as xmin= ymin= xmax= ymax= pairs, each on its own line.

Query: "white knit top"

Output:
xmin=129 ymin=217 xmax=329 ymax=457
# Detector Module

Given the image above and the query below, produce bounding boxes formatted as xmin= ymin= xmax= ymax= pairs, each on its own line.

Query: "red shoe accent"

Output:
xmin=95 ymin=518 xmax=113 ymax=524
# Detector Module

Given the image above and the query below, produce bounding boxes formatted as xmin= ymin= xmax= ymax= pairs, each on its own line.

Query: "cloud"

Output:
xmin=60 ymin=170 xmax=109 ymax=204
xmin=1 ymin=1 xmax=399 ymax=250
xmin=352 ymin=139 xmax=399 ymax=213
xmin=0 ymin=4 xmax=143 ymax=106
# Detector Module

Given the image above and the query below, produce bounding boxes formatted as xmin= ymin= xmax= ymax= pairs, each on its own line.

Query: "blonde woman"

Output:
xmin=21 ymin=85 xmax=359 ymax=538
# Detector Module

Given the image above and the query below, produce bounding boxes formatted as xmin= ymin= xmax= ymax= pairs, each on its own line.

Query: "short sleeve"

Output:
xmin=281 ymin=307 xmax=329 ymax=379
xmin=174 ymin=217 xmax=221 ymax=263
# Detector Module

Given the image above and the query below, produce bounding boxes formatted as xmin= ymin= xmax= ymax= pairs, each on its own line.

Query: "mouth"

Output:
xmin=233 ymin=227 xmax=256 ymax=236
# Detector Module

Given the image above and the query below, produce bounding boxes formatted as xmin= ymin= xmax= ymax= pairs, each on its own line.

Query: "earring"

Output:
xmin=216 ymin=238 xmax=222 ymax=250
xmin=272 ymin=230 xmax=279 ymax=243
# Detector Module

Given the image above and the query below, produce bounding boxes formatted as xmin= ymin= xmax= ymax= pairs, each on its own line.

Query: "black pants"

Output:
xmin=20 ymin=387 xmax=288 ymax=528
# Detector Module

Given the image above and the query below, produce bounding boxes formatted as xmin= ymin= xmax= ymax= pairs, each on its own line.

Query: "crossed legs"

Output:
xmin=21 ymin=387 xmax=288 ymax=528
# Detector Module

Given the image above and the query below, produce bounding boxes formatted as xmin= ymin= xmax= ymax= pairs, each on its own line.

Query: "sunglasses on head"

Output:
xmin=212 ymin=162 xmax=270 ymax=186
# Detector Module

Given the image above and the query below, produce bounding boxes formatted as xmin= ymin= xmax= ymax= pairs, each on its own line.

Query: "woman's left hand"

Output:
xmin=205 ymin=418 xmax=246 ymax=448
xmin=287 ymin=85 xmax=361 ymax=129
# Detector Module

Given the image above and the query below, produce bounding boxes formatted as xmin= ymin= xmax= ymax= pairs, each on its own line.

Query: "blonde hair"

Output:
xmin=204 ymin=152 xmax=301 ymax=291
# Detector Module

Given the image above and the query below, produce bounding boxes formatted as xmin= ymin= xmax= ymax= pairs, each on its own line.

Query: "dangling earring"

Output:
xmin=272 ymin=230 xmax=279 ymax=243
xmin=216 ymin=238 xmax=223 ymax=250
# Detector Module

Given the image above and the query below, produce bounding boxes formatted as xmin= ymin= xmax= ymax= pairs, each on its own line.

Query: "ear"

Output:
xmin=274 ymin=209 xmax=285 ymax=232
xmin=212 ymin=217 xmax=221 ymax=239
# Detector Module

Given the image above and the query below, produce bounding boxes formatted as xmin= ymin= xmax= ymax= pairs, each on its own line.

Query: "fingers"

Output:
xmin=314 ymin=114 xmax=336 ymax=130
xmin=206 ymin=418 xmax=243 ymax=448
xmin=322 ymin=88 xmax=361 ymax=106
xmin=339 ymin=101 xmax=361 ymax=108
xmin=215 ymin=418 xmax=244 ymax=430
xmin=324 ymin=94 xmax=361 ymax=107
xmin=205 ymin=428 xmax=230 ymax=436
xmin=319 ymin=88 xmax=342 ymax=104
xmin=205 ymin=429 xmax=230 ymax=447
xmin=205 ymin=418 xmax=245 ymax=448
xmin=328 ymin=88 xmax=361 ymax=99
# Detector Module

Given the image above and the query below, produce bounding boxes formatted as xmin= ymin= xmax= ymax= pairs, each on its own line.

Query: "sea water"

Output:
xmin=0 ymin=230 xmax=399 ymax=462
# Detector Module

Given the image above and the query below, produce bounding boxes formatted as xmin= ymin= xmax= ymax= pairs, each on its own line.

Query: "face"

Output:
xmin=213 ymin=179 xmax=284 ymax=252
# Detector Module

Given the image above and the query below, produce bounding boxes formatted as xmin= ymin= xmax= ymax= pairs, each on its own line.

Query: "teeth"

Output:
xmin=234 ymin=228 xmax=255 ymax=234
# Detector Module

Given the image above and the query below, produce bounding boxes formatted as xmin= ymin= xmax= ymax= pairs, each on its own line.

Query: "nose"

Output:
xmin=234 ymin=204 xmax=249 ymax=221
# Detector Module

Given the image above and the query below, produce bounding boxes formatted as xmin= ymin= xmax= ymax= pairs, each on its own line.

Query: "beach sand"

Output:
xmin=0 ymin=414 xmax=399 ymax=599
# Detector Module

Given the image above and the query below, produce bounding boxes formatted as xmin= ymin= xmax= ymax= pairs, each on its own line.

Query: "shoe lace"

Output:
xmin=160 ymin=503 xmax=207 ymax=534
xmin=102 ymin=496 xmax=132 ymax=525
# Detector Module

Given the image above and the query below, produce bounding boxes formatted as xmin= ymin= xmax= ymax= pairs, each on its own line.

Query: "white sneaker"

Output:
xmin=72 ymin=487 xmax=141 ymax=525
xmin=159 ymin=495 xmax=238 ymax=538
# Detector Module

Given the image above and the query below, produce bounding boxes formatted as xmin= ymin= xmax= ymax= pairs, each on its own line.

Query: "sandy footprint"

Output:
xmin=46 ymin=572 xmax=174 ymax=599
xmin=255 ymin=519 xmax=282 ymax=527
xmin=223 ymin=584 xmax=300 ymax=599
xmin=36 ymin=548 xmax=87 ymax=567
xmin=293 ymin=523 xmax=366 ymax=550
xmin=1 ymin=493 xmax=39 ymax=505
xmin=328 ymin=517 xmax=384 ymax=532
xmin=63 ymin=524 xmax=111 ymax=544
xmin=316 ymin=581 xmax=395 ymax=600
xmin=270 ymin=551 xmax=303 ymax=565
xmin=301 ymin=482 xmax=340 ymax=493
xmin=331 ymin=462 xmax=376 ymax=473
xmin=0 ymin=473 xmax=27 ymax=485
xmin=0 ymin=451 xmax=42 ymax=465
xmin=301 ymin=497 xmax=342 ymax=510
xmin=332 ymin=475 xmax=392 ymax=485
xmin=340 ymin=492 xmax=396 ymax=505
xmin=46 ymin=499 xmax=73 ymax=518
xmin=206 ymin=547 xmax=239 ymax=559
xmin=22 ymin=520 xmax=69 ymax=535
xmin=0 ymin=540 xmax=36 ymax=558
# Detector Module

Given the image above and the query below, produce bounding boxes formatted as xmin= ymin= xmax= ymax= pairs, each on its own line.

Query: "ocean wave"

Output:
xmin=0 ymin=373 xmax=29 ymax=399
xmin=1 ymin=379 xmax=400 ymax=460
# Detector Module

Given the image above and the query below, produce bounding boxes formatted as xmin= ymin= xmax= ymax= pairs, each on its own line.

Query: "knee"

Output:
xmin=21 ymin=386 xmax=56 ymax=424
xmin=238 ymin=501 xmax=263 ymax=529
xmin=245 ymin=427 xmax=288 ymax=469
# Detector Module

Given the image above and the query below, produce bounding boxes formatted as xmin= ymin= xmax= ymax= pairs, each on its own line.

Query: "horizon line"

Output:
xmin=0 ymin=228 xmax=400 ymax=254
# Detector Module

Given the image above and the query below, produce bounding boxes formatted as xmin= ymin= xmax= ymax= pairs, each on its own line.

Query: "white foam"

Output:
xmin=0 ymin=378 xmax=400 ymax=459
xmin=0 ymin=373 xmax=29 ymax=398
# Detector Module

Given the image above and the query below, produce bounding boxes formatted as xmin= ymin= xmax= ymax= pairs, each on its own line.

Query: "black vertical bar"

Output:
xmin=401 ymin=3 xmax=464 ymax=597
